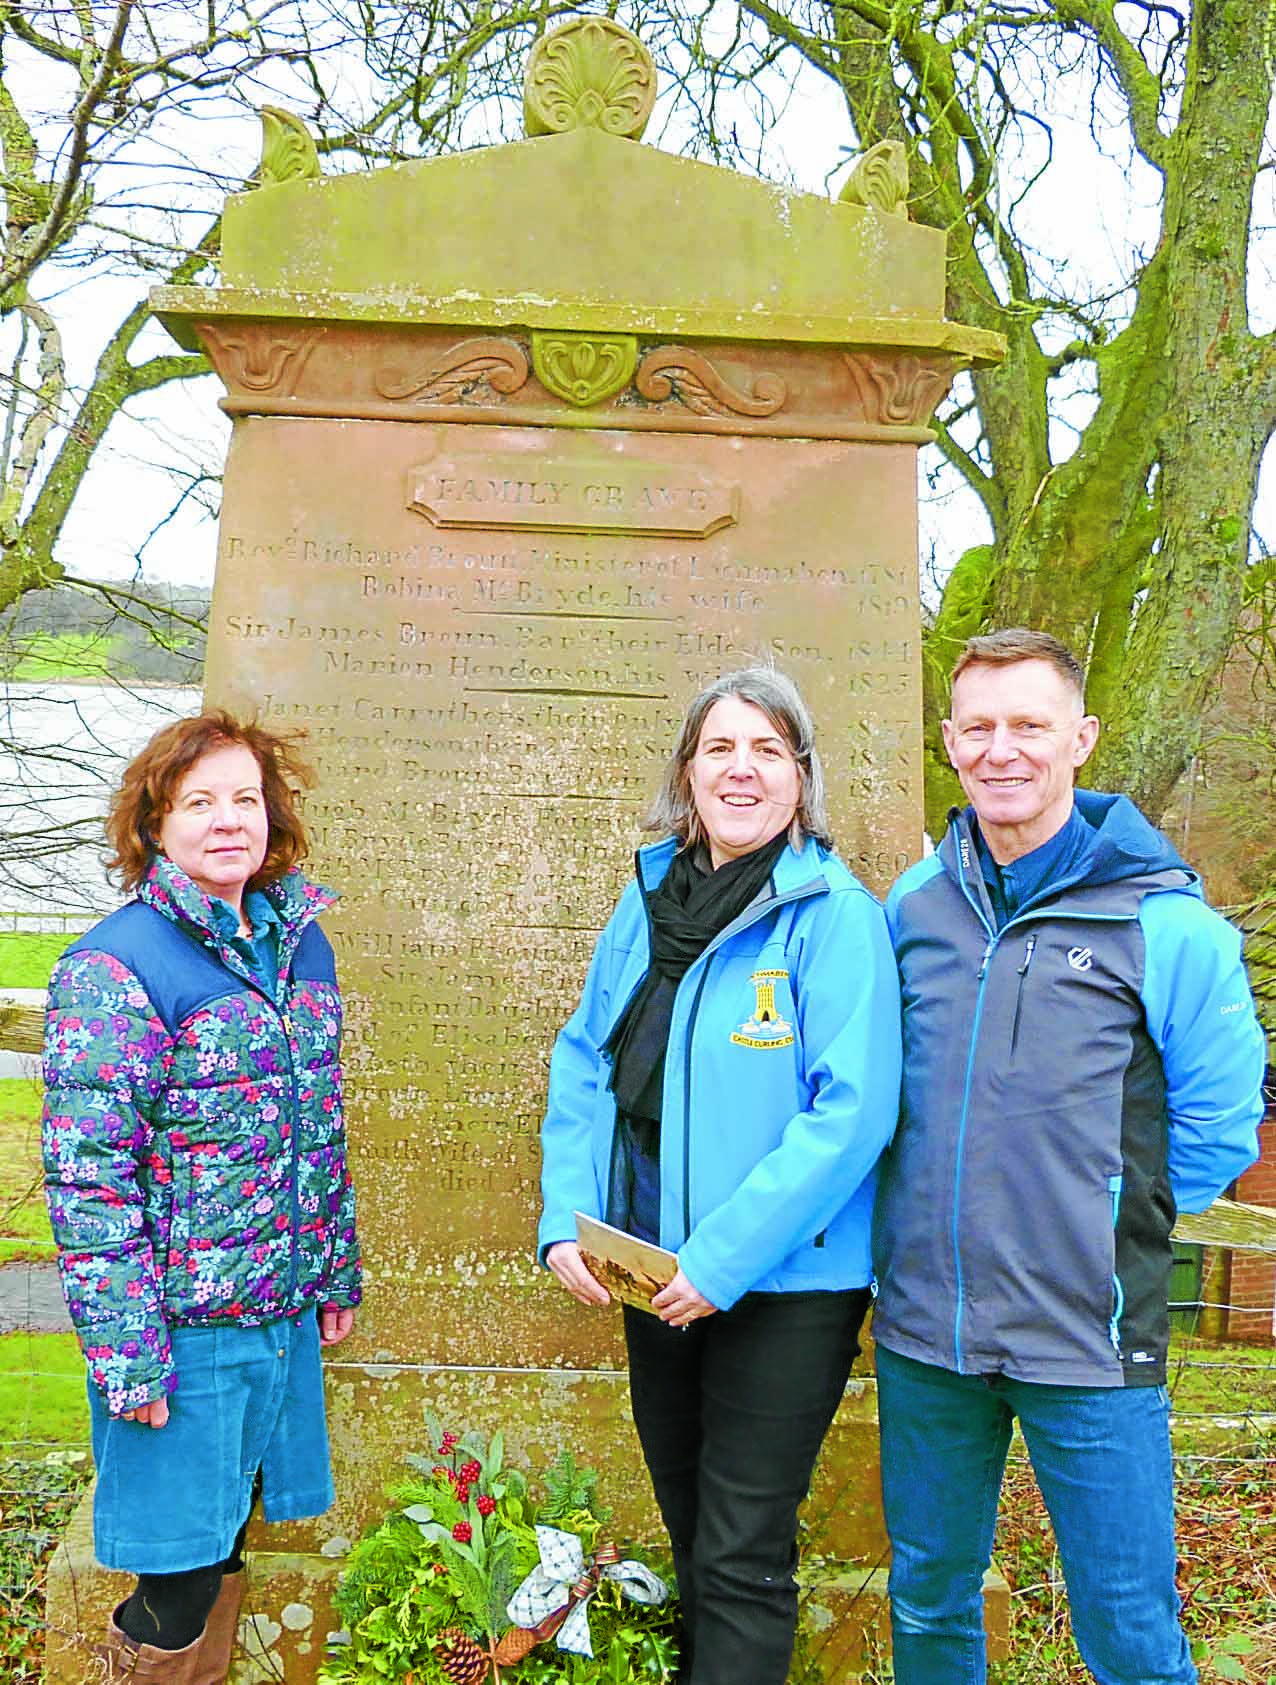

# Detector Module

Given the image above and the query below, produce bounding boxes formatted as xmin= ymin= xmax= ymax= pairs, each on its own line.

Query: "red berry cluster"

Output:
xmin=432 ymin=1429 xmax=498 ymax=1533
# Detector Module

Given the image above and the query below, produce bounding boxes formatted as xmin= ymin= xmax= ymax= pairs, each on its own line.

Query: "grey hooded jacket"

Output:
xmin=872 ymin=791 xmax=1264 ymax=1388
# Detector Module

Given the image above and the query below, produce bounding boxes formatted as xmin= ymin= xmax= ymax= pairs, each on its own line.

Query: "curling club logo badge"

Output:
xmin=731 ymin=968 xmax=795 ymax=1049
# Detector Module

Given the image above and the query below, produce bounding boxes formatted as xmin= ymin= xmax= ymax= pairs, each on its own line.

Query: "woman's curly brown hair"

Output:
xmin=107 ymin=709 xmax=315 ymax=894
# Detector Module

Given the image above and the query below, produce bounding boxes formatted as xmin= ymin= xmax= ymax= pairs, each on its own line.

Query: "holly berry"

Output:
xmin=456 ymin=1482 xmax=471 ymax=1504
xmin=452 ymin=1521 xmax=473 ymax=1543
xmin=460 ymin=1460 xmax=481 ymax=1483
xmin=476 ymin=1495 xmax=496 ymax=1517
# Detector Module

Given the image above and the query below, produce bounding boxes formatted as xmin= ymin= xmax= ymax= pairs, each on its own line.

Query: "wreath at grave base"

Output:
xmin=319 ymin=1413 xmax=680 ymax=1685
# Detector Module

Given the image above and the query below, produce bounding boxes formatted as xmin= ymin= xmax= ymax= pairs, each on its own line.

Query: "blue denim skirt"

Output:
xmin=88 ymin=1312 xmax=335 ymax=1573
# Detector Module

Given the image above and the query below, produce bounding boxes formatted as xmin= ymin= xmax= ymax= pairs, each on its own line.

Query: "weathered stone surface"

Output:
xmin=195 ymin=412 xmax=926 ymax=1400
xmin=196 ymin=129 xmax=961 ymax=339
xmin=116 ymin=20 xmax=1006 ymax=1684
xmin=243 ymin=1364 xmax=881 ymax=1562
xmin=798 ymin=1564 xmax=1011 ymax=1671
xmin=42 ymin=1491 xmax=346 ymax=1685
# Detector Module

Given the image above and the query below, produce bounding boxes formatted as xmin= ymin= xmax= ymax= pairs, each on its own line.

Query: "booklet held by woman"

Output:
xmin=574 ymin=1212 xmax=678 ymax=1313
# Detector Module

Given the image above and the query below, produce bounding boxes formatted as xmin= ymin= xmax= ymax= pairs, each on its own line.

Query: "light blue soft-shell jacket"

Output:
xmin=538 ymin=835 xmax=903 ymax=1311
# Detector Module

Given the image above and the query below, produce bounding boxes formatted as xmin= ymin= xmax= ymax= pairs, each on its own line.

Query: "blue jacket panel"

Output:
xmin=539 ymin=836 xmax=902 ymax=1311
xmin=874 ymin=792 xmax=1264 ymax=1387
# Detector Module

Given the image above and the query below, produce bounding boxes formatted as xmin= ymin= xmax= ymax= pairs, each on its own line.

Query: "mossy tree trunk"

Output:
xmin=3 ymin=2 xmax=1273 ymax=839
xmin=734 ymin=0 xmax=1275 ymax=830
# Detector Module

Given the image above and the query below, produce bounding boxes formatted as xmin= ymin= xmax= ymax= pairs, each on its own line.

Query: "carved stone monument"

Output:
xmin=46 ymin=19 xmax=1003 ymax=1682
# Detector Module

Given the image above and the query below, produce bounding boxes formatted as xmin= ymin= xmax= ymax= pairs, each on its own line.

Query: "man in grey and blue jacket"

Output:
xmin=872 ymin=628 xmax=1265 ymax=1685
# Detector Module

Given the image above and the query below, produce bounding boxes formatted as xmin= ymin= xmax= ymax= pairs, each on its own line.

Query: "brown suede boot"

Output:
xmin=104 ymin=1603 xmax=206 ymax=1682
xmin=193 ymin=1570 xmax=244 ymax=1685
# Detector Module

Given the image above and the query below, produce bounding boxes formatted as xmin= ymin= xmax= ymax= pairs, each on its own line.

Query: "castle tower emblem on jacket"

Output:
xmin=731 ymin=969 xmax=795 ymax=1048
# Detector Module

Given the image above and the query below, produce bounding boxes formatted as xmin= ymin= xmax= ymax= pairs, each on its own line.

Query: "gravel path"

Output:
xmin=0 ymin=1261 xmax=71 ymax=1334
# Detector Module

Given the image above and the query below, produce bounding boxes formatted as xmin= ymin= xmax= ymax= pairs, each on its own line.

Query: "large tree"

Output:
xmin=2 ymin=1 xmax=1273 ymax=834
xmin=645 ymin=1 xmax=1275 ymax=829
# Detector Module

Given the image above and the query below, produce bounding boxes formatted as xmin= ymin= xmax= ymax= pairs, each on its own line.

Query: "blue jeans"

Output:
xmin=89 ymin=1313 xmax=333 ymax=1572
xmin=876 ymin=1346 xmax=1195 ymax=1685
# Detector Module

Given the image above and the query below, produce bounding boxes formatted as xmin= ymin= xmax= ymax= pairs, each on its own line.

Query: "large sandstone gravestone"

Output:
xmin=46 ymin=20 xmax=1005 ymax=1682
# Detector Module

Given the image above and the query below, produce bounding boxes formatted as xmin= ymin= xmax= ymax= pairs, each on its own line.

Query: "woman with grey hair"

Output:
xmin=539 ymin=667 xmax=901 ymax=1685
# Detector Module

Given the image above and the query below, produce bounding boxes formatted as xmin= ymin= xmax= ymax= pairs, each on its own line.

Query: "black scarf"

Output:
xmin=603 ymin=830 xmax=790 ymax=1126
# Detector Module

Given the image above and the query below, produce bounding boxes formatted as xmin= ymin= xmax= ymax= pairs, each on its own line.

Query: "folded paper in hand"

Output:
xmin=574 ymin=1212 xmax=677 ymax=1314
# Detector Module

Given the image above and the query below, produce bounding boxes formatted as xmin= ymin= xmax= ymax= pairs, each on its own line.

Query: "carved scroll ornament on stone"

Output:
xmin=844 ymin=351 xmax=957 ymax=427
xmin=199 ymin=324 xmax=321 ymax=395
xmin=531 ymin=332 xmax=638 ymax=407
xmin=523 ymin=17 xmax=656 ymax=140
xmin=838 ymin=139 xmax=910 ymax=218
xmin=373 ymin=338 xmax=531 ymax=404
xmin=634 ymin=348 xmax=787 ymax=419
xmin=258 ymin=105 xmax=321 ymax=186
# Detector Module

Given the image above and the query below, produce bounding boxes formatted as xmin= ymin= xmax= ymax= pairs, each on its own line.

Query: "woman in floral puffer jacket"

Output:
xmin=41 ymin=709 xmax=360 ymax=1684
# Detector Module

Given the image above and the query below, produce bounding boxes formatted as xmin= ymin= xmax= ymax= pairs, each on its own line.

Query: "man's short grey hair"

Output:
xmin=952 ymin=628 xmax=1086 ymax=703
xmin=644 ymin=666 xmax=833 ymax=851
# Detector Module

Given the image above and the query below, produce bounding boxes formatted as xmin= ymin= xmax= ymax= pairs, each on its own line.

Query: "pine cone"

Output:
xmin=437 ymin=1628 xmax=489 ymax=1685
xmin=492 ymin=1626 xmax=540 ymax=1666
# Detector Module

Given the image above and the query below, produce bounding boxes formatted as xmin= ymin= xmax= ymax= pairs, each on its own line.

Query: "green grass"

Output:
xmin=0 ymin=1450 xmax=92 ymax=1684
xmin=0 ymin=1079 xmax=51 ymax=1264
xmin=1167 ymin=1335 xmax=1276 ymax=1416
xmin=0 ymin=930 xmax=68 ymax=991
xmin=0 ymin=1334 xmax=87 ymax=1450
xmin=3 ymin=632 xmax=107 ymax=679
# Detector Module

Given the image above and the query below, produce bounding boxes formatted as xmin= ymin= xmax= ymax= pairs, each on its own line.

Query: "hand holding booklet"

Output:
xmin=574 ymin=1212 xmax=677 ymax=1314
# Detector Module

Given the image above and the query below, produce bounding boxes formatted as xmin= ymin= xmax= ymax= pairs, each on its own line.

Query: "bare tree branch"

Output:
xmin=0 ymin=0 xmax=132 ymax=302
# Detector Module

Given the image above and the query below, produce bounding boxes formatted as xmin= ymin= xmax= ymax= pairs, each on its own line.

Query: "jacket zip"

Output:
xmin=947 ymin=827 xmax=1144 ymax=1369
xmin=1108 ymin=1172 xmax=1125 ymax=1354
xmin=207 ymin=921 xmax=312 ymax=1302
xmin=681 ymin=963 xmax=714 ymax=1243
xmin=142 ymin=882 xmax=334 ymax=1314
xmin=1009 ymin=934 xmax=1037 ymax=1057
xmin=627 ymin=857 xmax=829 ymax=1248
xmin=951 ymin=938 xmax=994 ymax=1370
xmin=674 ymin=877 xmax=828 ymax=1245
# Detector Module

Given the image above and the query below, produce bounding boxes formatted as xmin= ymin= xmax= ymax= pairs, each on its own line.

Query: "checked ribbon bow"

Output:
xmin=505 ymin=1525 xmax=668 ymax=1658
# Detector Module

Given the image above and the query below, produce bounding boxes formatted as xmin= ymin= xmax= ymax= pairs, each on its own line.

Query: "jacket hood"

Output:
xmin=945 ymin=789 xmax=1198 ymax=902
xmin=138 ymin=856 xmax=338 ymax=941
xmin=1071 ymin=789 xmax=1197 ymax=888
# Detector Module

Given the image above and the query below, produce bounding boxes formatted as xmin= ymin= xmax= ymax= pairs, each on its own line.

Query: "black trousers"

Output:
xmin=623 ymin=1288 xmax=870 ymax=1685
xmin=117 ymin=1478 xmax=257 ymax=1650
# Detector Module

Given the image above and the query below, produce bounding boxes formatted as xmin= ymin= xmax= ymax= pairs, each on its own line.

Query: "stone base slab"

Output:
xmin=266 ymin=1362 xmax=886 ymax=1563
xmin=45 ymin=1492 xmax=1010 ymax=1684
xmin=798 ymin=1563 xmax=1011 ymax=1672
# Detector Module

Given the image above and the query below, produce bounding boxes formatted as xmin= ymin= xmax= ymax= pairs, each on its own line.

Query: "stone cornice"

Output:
xmin=152 ymin=284 xmax=1004 ymax=368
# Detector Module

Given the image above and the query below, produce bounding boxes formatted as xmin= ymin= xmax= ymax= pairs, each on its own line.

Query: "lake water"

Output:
xmin=0 ymin=681 xmax=199 ymax=1076
xmin=0 ymin=680 xmax=200 ymax=923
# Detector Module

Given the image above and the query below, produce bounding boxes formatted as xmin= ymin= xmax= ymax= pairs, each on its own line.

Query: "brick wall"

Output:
xmin=1228 ymin=1102 xmax=1276 ymax=1344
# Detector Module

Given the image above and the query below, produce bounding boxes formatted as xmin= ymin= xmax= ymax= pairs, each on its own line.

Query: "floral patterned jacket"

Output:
xmin=41 ymin=858 xmax=361 ymax=1415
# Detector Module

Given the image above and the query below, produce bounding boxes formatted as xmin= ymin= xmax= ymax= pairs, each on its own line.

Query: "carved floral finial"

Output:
xmin=838 ymin=139 xmax=910 ymax=218
xmin=258 ymin=105 xmax=321 ymax=186
xmin=523 ymin=17 xmax=656 ymax=141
